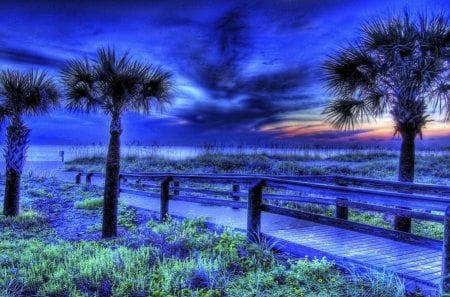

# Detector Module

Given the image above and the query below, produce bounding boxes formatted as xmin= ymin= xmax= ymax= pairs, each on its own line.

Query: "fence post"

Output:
xmin=231 ymin=184 xmax=240 ymax=210
xmin=173 ymin=181 xmax=180 ymax=196
xmin=86 ymin=173 xmax=94 ymax=184
xmin=394 ymin=208 xmax=412 ymax=233
xmin=75 ymin=173 xmax=82 ymax=184
xmin=335 ymin=198 xmax=348 ymax=220
xmin=335 ymin=179 xmax=349 ymax=220
xmin=247 ymin=179 xmax=265 ymax=242
xmin=119 ymin=174 xmax=127 ymax=183
xmin=59 ymin=150 xmax=65 ymax=162
xmin=160 ymin=176 xmax=172 ymax=221
xmin=442 ymin=205 xmax=450 ymax=295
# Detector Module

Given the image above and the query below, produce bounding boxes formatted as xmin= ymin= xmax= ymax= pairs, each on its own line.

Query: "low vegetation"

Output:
xmin=65 ymin=151 xmax=450 ymax=185
xmin=66 ymin=150 xmax=449 ymax=241
xmin=0 ymin=176 xmax=408 ymax=296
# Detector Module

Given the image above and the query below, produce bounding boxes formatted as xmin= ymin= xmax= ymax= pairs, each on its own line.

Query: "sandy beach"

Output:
xmin=0 ymin=161 xmax=75 ymax=182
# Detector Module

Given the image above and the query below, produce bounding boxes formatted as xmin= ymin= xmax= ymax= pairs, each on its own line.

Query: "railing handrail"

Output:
xmin=334 ymin=175 xmax=450 ymax=195
xmin=77 ymin=171 xmax=450 ymax=192
xmin=264 ymin=177 xmax=450 ymax=210
xmin=76 ymin=171 xmax=450 ymax=209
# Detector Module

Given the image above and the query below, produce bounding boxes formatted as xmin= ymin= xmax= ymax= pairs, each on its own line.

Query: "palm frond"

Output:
xmin=0 ymin=105 xmax=9 ymax=127
xmin=60 ymin=58 xmax=99 ymax=112
xmin=322 ymin=98 xmax=373 ymax=130
xmin=132 ymin=66 xmax=173 ymax=114
xmin=432 ymin=81 xmax=450 ymax=120
xmin=322 ymin=46 xmax=375 ymax=96
xmin=418 ymin=12 xmax=450 ymax=55
xmin=362 ymin=11 xmax=417 ymax=57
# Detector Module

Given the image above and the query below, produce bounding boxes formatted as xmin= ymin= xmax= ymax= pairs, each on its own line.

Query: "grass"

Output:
xmin=0 ymin=176 xmax=409 ymax=296
xmin=65 ymin=151 xmax=450 ymax=184
xmin=0 ymin=220 xmax=405 ymax=297
xmin=74 ymin=197 xmax=103 ymax=210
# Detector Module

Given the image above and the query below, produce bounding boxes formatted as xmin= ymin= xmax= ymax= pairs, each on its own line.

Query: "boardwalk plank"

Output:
xmin=119 ymin=191 xmax=443 ymax=292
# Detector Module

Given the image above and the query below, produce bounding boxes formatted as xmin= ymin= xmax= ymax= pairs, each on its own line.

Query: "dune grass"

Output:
xmin=65 ymin=151 xmax=450 ymax=184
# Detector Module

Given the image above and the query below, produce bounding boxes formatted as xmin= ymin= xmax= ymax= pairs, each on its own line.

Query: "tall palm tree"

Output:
xmin=60 ymin=47 xmax=173 ymax=238
xmin=0 ymin=70 xmax=59 ymax=216
xmin=322 ymin=12 xmax=450 ymax=231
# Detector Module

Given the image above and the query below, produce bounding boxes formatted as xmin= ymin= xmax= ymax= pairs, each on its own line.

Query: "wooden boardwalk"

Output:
xmin=75 ymin=172 xmax=450 ymax=294
xmin=120 ymin=192 xmax=442 ymax=292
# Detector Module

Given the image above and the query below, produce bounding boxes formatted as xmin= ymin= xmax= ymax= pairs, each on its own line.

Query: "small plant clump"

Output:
xmin=74 ymin=197 xmax=104 ymax=210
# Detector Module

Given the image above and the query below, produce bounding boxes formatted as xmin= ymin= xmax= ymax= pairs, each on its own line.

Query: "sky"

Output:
xmin=0 ymin=0 xmax=449 ymax=148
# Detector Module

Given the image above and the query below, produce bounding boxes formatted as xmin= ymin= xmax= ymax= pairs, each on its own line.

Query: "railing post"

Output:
xmin=75 ymin=173 xmax=82 ymax=184
xmin=335 ymin=180 xmax=349 ymax=220
xmin=173 ymin=181 xmax=180 ymax=196
xmin=86 ymin=173 xmax=94 ymax=184
xmin=394 ymin=208 xmax=412 ymax=233
xmin=335 ymin=198 xmax=348 ymax=220
xmin=247 ymin=179 xmax=265 ymax=242
xmin=119 ymin=174 xmax=127 ymax=182
xmin=441 ymin=205 xmax=450 ymax=295
xmin=160 ymin=177 xmax=172 ymax=221
xmin=231 ymin=184 xmax=240 ymax=210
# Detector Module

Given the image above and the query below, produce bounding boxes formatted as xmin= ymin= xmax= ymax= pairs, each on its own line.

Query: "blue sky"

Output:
xmin=1 ymin=0 xmax=449 ymax=147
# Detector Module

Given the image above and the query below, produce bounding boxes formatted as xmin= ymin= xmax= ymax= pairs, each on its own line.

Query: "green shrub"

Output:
xmin=26 ymin=188 xmax=54 ymax=198
xmin=118 ymin=206 xmax=138 ymax=230
xmin=0 ymin=210 xmax=46 ymax=229
xmin=74 ymin=198 xmax=103 ymax=210
xmin=412 ymin=220 xmax=444 ymax=240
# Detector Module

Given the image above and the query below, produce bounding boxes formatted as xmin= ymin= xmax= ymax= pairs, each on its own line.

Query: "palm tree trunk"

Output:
xmin=3 ymin=117 xmax=30 ymax=216
xmin=398 ymin=129 xmax=415 ymax=182
xmin=102 ymin=113 xmax=122 ymax=238
xmin=394 ymin=128 xmax=416 ymax=232
xmin=4 ymin=170 xmax=20 ymax=216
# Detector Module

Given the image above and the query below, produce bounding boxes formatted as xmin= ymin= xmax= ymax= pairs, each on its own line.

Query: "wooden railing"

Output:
xmin=75 ymin=172 xmax=450 ymax=293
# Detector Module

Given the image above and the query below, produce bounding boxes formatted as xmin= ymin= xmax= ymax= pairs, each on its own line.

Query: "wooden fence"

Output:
xmin=75 ymin=172 xmax=450 ymax=294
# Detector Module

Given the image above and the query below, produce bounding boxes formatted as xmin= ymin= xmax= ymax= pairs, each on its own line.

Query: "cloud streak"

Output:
xmin=0 ymin=47 xmax=64 ymax=68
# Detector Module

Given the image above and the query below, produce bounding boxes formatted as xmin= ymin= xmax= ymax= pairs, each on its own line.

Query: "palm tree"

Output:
xmin=60 ymin=47 xmax=173 ymax=238
xmin=322 ymin=12 xmax=450 ymax=231
xmin=0 ymin=70 xmax=59 ymax=216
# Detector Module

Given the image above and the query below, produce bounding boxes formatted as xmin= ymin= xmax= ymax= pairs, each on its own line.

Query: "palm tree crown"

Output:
xmin=60 ymin=47 xmax=172 ymax=116
xmin=0 ymin=70 xmax=58 ymax=118
xmin=322 ymin=12 xmax=450 ymax=135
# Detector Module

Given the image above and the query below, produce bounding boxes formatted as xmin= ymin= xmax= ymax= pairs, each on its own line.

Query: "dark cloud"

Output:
xmin=171 ymin=7 xmax=316 ymax=135
xmin=240 ymin=68 xmax=311 ymax=95
xmin=310 ymin=130 xmax=372 ymax=140
xmin=177 ymin=93 xmax=317 ymax=133
xmin=0 ymin=47 xmax=64 ymax=68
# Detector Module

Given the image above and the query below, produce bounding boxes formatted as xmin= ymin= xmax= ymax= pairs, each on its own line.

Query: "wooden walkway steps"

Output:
xmin=120 ymin=192 xmax=441 ymax=293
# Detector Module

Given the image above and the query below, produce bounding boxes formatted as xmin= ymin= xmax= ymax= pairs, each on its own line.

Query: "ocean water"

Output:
xmin=22 ymin=144 xmax=450 ymax=162
xmin=25 ymin=145 xmax=200 ymax=162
